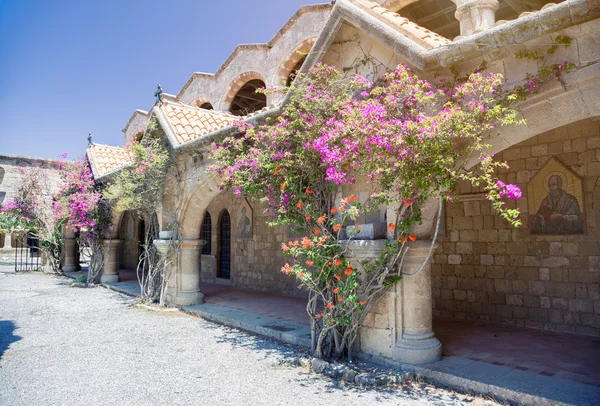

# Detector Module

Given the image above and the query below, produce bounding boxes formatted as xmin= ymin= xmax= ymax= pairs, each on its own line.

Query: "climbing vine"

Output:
xmin=103 ymin=118 xmax=176 ymax=304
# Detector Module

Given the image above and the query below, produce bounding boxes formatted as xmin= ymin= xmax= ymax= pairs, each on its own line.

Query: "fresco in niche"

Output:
xmin=236 ymin=200 xmax=253 ymax=239
xmin=528 ymin=157 xmax=584 ymax=235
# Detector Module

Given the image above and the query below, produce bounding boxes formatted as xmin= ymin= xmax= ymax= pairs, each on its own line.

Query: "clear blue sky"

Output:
xmin=0 ymin=0 xmax=324 ymax=159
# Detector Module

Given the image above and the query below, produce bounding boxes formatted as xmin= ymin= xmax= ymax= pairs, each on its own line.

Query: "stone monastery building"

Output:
xmin=84 ymin=0 xmax=600 ymax=366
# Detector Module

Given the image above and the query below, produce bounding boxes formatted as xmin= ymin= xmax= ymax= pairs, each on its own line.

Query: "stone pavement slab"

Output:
xmin=409 ymin=356 xmax=600 ymax=406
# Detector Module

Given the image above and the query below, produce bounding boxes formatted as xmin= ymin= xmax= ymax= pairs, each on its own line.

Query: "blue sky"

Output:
xmin=0 ymin=0 xmax=324 ymax=159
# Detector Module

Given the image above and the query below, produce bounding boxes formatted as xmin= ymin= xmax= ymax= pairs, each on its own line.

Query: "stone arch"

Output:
xmin=178 ymin=172 xmax=223 ymax=239
xmin=467 ymin=73 xmax=600 ymax=168
xmin=273 ymin=37 xmax=316 ymax=87
xmin=192 ymin=97 xmax=214 ymax=110
xmin=108 ymin=210 xmax=125 ymax=239
xmin=132 ymin=130 xmax=144 ymax=143
xmin=221 ymin=71 xmax=268 ymax=115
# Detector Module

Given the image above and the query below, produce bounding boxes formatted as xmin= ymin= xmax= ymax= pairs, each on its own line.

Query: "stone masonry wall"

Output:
xmin=433 ymin=118 xmax=600 ymax=336
xmin=0 ymin=155 xmax=62 ymax=255
xmin=201 ymin=191 xmax=305 ymax=298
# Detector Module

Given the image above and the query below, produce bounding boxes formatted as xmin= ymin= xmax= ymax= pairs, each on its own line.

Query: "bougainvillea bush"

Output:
xmin=212 ymin=63 xmax=526 ymax=360
xmin=52 ymin=158 xmax=111 ymax=282
xmin=0 ymin=166 xmax=63 ymax=272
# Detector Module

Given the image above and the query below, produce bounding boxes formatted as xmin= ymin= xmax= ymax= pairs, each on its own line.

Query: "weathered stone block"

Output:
xmin=528 ymin=308 xmax=548 ymax=321
xmin=568 ymin=299 xmax=594 ymax=313
xmin=512 ymin=280 xmax=528 ymax=295
xmin=540 ymin=296 xmax=551 ymax=309
xmin=479 ymin=229 xmax=499 ymax=242
xmin=545 ymin=282 xmax=576 ymax=298
xmin=539 ymin=268 xmax=550 ymax=281
xmin=517 ymin=267 xmax=539 ymax=281
xmin=512 ymin=306 xmax=528 ymax=319
xmin=589 ymin=284 xmax=600 ymax=300
xmin=456 ymin=242 xmax=472 ymax=254
xmin=541 ymin=256 xmax=570 ymax=268
xmin=480 ymin=254 xmax=494 ymax=266
xmin=523 ymin=256 xmax=540 ymax=267
xmin=531 ymin=144 xmax=549 ymax=156
xmin=497 ymin=305 xmax=512 ymax=318
xmin=453 ymin=290 xmax=467 ymax=301
xmin=552 ymin=297 xmax=569 ymax=309
xmin=453 ymin=217 xmax=473 ymax=230
xmin=528 ymin=281 xmax=546 ymax=296
xmin=486 ymin=266 xmax=504 ymax=279
xmin=549 ymin=309 xmax=563 ymax=324
xmin=576 ymin=283 xmax=588 ymax=299
xmin=506 ymin=294 xmax=524 ymax=306
xmin=581 ymin=313 xmax=600 ymax=328
xmin=494 ymin=279 xmax=511 ymax=293
xmin=448 ymin=254 xmax=462 ymax=265
xmin=524 ymin=296 xmax=540 ymax=308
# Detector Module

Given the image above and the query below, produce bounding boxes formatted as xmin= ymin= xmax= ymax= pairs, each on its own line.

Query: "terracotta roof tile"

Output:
xmin=352 ymin=0 xmax=451 ymax=48
xmin=87 ymin=143 xmax=134 ymax=179
xmin=157 ymin=101 xmax=240 ymax=145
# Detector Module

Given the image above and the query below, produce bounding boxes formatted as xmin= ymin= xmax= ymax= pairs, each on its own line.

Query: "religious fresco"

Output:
xmin=527 ymin=157 xmax=584 ymax=235
xmin=236 ymin=199 xmax=253 ymax=239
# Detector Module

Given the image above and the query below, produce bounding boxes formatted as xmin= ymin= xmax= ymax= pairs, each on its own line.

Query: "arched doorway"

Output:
xmin=218 ymin=210 xmax=231 ymax=279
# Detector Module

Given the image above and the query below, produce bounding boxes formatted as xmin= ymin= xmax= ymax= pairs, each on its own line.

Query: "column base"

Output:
xmin=62 ymin=265 xmax=78 ymax=272
xmin=393 ymin=334 xmax=442 ymax=365
xmin=174 ymin=291 xmax=205 ymax=306
xmin=100 ymin=274 xmax=120 ymax=283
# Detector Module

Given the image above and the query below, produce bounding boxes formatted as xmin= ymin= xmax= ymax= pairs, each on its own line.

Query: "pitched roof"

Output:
xmin=153 ymin=100 xmax=240 ymax=145
xmin=351 ymin=0 xmax=451 ymax=49
xmin=86 ymin=143 xmax=134 ymax=180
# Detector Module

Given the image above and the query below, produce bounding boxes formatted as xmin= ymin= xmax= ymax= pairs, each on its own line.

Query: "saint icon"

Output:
xmin=530 ymin=174 xmax=583 ymax=234
xmin=237 ymin=206 xmax=252 ymax=238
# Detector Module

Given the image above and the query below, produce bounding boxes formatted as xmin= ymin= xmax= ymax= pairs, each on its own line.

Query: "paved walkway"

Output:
xmin=94 ymin=269 xmax=600 ymax=386
xmin=435 ymin=317 xmax=600 ymax=387
xmin=0 ymin=272 xmax=499 ymax=406
xmin=59 ymin=268 xmax=600 ymax=404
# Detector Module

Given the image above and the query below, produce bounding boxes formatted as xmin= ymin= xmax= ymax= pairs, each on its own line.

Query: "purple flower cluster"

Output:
xmin=496 ymin=180 xmax=522 ymax=200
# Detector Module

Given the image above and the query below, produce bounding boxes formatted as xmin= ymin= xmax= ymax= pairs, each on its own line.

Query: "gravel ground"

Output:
xmin=0 ymin=272 xmax=500 ymax=406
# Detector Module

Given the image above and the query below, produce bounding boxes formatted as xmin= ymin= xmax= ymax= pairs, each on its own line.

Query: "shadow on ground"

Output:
xmin=206 ymin=321 xmax=480 ymax=403
xmin=0 ymin=320 xmax=21 ymax=359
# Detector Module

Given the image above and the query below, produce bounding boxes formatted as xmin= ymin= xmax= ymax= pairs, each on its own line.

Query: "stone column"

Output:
xmin=175 ymin=239 xmax=205 ymax=306
xmin=452 ymin=0 xmax=499 ymax=37
xmin=154 ymin=237 xmax=205 ymax=306
xmin=99 ymin=239 xmax=121 ymax=283
xmin=2 ymin=233 xmax=11 ymax=249
xmin=62 ymin=229 xmax=79 ymax=272
xmin=392 ymin=240 xmax=441 ymax=364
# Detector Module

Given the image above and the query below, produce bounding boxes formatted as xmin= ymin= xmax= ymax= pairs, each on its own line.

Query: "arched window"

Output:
xmin=218 ymin=210 xmax=231 ymax=279
xmin=286 ymin=56 xmax=306 ymax=86
xmin=201 ymin=212 xmax=212 ymax=255
xmin=199 ymin=102 xmax=214 ymax=110
xmin=230 ymin=79 xmax=267 ymax=116
xmin=132 ymin=131 xmax=144 ymax=143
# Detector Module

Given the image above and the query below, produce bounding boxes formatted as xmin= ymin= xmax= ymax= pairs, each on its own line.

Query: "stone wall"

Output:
xmin=0 ymin=155 xmax=62 ymax=256
xmin=201 ymin=191 xmax=304 ymax=297
xmin=433 ymin=118 xmax=600 ymax=336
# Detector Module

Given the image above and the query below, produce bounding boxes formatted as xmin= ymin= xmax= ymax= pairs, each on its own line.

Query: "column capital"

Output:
xmin=104 ymin=239 xmax=121 ymax=248
xmin=180 ymin=238 xmax=206 ymax=250
xmin=452 ymin=0 xmax=499 ymax=36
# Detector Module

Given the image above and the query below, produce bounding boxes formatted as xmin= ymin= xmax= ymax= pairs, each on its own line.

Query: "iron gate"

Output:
xmin=14 ymin=233 xmax=41 ymax=272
